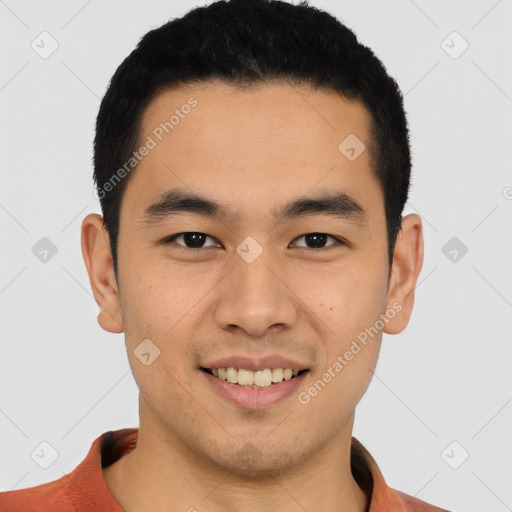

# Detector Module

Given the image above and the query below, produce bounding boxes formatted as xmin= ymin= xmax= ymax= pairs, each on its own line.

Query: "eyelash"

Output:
xmin=162 ymin=232 xmax=346 ymax=251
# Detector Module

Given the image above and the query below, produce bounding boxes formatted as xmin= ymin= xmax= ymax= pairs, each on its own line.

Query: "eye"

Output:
xmin=163 ymin=232 xmax=344 ymax=251
xmin=164 ymin=232 xmax=220 ymax=249
xmin=290 ymin=233 xmax=343 ymax=250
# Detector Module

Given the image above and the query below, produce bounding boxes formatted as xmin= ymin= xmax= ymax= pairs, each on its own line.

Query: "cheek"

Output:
xmin=292 ymin=261 xmax=388 ymax=337
xmin=119 ymin=267 xmax=197 ymax=406
xmin=119 ymin=255 xmax=194 ymax=335
xmin=119 ymin=262 xmax=214 ymax=379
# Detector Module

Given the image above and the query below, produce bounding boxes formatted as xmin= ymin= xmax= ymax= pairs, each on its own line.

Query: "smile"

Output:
xmin=201 ymin=367 xmax=308 ymax=388
xmin=200 ymin=366 xmax=310 ymax=409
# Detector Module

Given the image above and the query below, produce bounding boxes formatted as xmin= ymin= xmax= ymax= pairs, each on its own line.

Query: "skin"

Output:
xmin=81 ymin=80 xmax=423 ymax=512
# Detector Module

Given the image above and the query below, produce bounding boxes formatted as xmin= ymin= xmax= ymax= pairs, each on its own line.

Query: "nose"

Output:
xmin=213 ymin=249 xmax=300 ymax=337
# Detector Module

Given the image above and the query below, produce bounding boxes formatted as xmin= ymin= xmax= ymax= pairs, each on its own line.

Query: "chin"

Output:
xmin=206 ymin=439 xmax=309 ymax=479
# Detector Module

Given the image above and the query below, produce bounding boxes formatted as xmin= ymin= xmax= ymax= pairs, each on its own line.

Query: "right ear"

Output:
xmin=81 ymin=213 xmax=124 ymax=333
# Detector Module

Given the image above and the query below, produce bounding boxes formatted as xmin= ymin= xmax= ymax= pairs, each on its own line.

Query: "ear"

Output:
xmin=81 ymin=213 xmax=124 ymax=333
xmin=383 ymin=213 xmax=424 ymax=335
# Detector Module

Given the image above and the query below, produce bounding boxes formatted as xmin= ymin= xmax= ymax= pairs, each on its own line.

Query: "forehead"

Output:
xmin=141 ymin=80 xmax=373 ymax=159
xmin=121 ymin=80 xmax=381 ymax=224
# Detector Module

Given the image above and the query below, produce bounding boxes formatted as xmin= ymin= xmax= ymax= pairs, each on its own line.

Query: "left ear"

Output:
xmin=383 ymin=213 xmax=424 ymax=335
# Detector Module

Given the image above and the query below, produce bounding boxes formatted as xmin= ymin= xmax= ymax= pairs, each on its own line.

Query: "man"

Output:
xmin=0 ymin=0 xmax=451 ymax=510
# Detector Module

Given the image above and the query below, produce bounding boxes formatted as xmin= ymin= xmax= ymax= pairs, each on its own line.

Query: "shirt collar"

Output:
xmin=72 ymin=428 xmax=413 ymax=511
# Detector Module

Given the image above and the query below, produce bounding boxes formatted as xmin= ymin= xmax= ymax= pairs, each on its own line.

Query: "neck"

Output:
xmin=103 ymin=406 xmax=368 ymax=512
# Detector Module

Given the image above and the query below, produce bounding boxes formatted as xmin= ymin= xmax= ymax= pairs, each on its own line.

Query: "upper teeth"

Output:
xmin=212 ymin=368 xmax=299 ymax=387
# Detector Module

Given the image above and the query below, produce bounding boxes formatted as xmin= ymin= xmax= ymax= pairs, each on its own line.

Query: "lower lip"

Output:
xmin=201 ymin=370 xmax=308 ymax=410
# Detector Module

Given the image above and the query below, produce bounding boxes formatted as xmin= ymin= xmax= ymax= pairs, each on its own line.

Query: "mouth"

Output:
xmin=200 ymin=367 xmax=309 ymax=389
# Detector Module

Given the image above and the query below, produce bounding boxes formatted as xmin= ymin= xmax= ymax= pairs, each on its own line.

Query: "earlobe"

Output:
xmin=81 ymin=213 xmax=124 ymax=334
xmin=383 ymin=214 xmax=424 ymax=335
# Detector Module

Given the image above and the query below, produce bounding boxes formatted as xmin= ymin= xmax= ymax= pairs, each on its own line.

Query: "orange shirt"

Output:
xmin=0 ymin=428 xmax=449 ymax=511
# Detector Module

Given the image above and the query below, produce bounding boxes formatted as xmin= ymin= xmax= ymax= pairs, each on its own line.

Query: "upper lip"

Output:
xmin=201 ymin=355 xmax=309 ymax=371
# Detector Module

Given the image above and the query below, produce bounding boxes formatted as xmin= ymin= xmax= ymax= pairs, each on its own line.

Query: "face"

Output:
xmin=83 ymin=80 xmax=422 ymax=476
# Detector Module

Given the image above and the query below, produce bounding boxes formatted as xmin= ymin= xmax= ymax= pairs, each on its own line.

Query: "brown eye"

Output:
xmin=165 ymin=232 xmax=219 ymax=249
xmin=290 ymin=233 xmax=341 ymax=249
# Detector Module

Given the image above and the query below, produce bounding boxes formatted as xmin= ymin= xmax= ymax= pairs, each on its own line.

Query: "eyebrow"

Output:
xmin=139 ymin=187 xmax=367 ymax=225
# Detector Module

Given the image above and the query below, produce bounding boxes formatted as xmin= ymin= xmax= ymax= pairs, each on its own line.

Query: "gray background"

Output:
xmin=1 ymin=1 xmax=511 ymax=511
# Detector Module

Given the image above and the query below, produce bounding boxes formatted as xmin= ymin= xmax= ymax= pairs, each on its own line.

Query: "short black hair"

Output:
xmin=94 ymin=0 xmax=411 ymax=279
